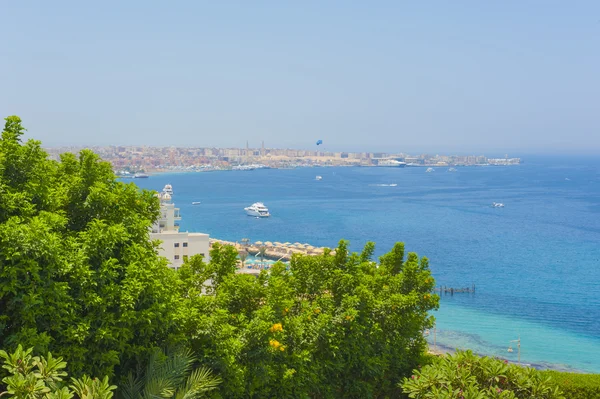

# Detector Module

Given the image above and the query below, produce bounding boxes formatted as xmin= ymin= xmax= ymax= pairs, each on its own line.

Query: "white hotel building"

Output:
xmin=150 ymin=191 xmax=210 ymax=269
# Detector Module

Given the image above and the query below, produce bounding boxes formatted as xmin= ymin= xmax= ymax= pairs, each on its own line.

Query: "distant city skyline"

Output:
xmin=2 ymin=1 xmax=599 ymax=154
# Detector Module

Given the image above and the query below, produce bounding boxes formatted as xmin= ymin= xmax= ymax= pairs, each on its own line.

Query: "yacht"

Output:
xmin=492 ymin=202 xmax=505 ymax=208
xmin=244 ymin=202 xmax=270 ymax=217
xmin=162 ymin=184 xmax=173 ymax=195
xmin=426 ymin=168 xmax=435 ymax=173
xmin=133 ymin=173 xmax=149 ymax=178
xmin=376 ymin=159 xmax=407 ymax=168
xmin=315 ymin=175 xmax=322 ymax=181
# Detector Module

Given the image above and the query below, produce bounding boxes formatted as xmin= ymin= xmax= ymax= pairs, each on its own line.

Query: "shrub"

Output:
xmin=401 ymin=350 xmax=564 ymax=399
xmin=541 ymin=370 xmax=600 ymax=399
xmin=0 ymin=344 xmax=116 ymax=399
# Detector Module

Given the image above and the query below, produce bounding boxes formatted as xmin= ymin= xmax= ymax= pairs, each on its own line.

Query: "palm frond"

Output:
xmin=142 ymin=377 xmax=174 ymax=399
xmin=174 ymin=367 xmax=221 ymax=399
xmin=119 ymin=372 xmax=144 ymax=399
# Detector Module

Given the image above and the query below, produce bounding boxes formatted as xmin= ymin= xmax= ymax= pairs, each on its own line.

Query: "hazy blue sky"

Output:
xmin=1 ymin=1 xmax=599 ymax=154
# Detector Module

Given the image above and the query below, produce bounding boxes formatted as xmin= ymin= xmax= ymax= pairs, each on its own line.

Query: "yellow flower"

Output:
xmin=345 ymin=315 xmax=352 ymax=321
xmin=269 ymin=323 xmax=283 ymax=333
xmin=313 ymin=308 xmax=321 ymax=314
xmin=279 ymin=346 xmax=285 ymax=351
xmin=269 ymin=339 xmax=281 ymax=349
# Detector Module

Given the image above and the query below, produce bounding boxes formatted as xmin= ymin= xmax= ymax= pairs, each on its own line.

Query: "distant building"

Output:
xmin=150 ymin=191 xmax=210 ymax=269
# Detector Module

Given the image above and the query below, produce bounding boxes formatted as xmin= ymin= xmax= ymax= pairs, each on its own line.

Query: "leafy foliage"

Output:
xmin=0 ymin=344 xmax=116 ymax=399
xmin=118 ymin=348 xmax=220 ymax=399
xmin=401 ymin=350 xmax=565 ymax=399
xmin=179 ymin=240 xmax=438 ymax=398
xmin=541 ymin=370 xmax=600 ymax=399
xmin=0 ymin=116 xmax=182 ymax=378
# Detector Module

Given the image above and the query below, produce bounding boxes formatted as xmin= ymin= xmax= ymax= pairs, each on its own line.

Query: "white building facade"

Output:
xmin=151 ymin=191 xmax=210 ymax=269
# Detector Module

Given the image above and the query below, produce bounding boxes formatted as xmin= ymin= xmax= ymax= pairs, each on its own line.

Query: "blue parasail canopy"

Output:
xmin=316 ymin=140 xmax=323 ymax=145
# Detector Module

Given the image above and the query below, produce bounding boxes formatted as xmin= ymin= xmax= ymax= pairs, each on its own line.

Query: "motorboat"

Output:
xmin=448 ymin=168 xmax=457 ymax=172
xmin=192 ymin=201 xmax=201 ymax=205
xmin=492 ymin=202 xmax=505 ymax=208
xmin=426 ymin=168 xmax=434 ymax=173
xmin=244 ymin=202 xmax=270 ymax=217
xmin=315 ymin=175 xmax=322 ymax=180
xmin=162 ymin=184 xmax=173 ymax=195
xmin=133 ymin=173 xmax=149 ymax=178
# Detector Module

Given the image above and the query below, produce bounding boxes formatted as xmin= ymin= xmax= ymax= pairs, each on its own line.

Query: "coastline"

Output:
xmin=117 ymin=162 xmax=521 ymax=178
xmin=427 ymin=343 xmax=587 ymax=373
xmin=210 ymin=238 xmax=334 ymax=262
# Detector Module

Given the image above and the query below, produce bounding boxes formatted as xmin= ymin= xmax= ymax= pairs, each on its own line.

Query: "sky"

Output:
xmin=1 ymin=1 xmax=599 ymax=154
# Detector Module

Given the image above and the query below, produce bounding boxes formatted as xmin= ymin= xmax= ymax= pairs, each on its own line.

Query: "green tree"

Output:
xmin=237 ymin=251 xmax=248 ymax=269
xmin=180 ymin=240 xmax=438 ymax=398
xmin=0 ymin=344 xmax=116 ymax=399
xmin=0 ymin=116 xmax=182 ymax=378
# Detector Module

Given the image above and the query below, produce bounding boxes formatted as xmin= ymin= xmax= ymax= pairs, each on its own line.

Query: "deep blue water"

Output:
xmin=131 ymin=156 xmax=600 ymax=372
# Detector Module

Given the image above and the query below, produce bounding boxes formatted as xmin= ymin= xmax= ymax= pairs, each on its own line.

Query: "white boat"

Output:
xmin=133 ymin=173 xmax=149 ymax=178
xmin=244 ymin=202 xmax=270 ymax=217
xmin=448 ymin=168 xmax=457 ymax=172
xmin=492 ymin=202 xmax=505 ymax=208
xmin=315 ymin=175 xmax=322 ymax=180
xmin=192 ymin=201 xmax=201 ymax=205
xmin=162 ymin=184 xmax=173 ymax=195
xmin=375 ymin=160 xmax=407 ymax=168
xmin=426 ymin=168 xmax=435 ymax=173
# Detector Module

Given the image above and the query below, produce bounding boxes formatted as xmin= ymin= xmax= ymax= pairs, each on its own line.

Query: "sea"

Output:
xmin=130 ymin=156 xmax=600 ymax=373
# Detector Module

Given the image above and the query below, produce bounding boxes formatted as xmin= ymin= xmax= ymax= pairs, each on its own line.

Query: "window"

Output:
xmin=174 ymin=255 xmax=180 ymax=260
xmin=174 ymin=242 xmax=180 ymax=248
xmin=183 ymin=242 xmax=188 ymax=247
xmin=183 ymin=255 xmax=188 ymax=262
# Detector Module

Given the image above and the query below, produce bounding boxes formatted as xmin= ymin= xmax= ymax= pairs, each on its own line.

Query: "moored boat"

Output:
xmin=244 ymin=202 xmax=270 ymax=217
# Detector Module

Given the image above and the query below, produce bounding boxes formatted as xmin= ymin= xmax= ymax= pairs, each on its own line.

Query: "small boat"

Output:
xmin=192 ymin=201 xmax=201 ymax=205
xmin=244 ymin=202 xmax=270 ymax=217
xmin=315 ymin=175 xmax=323 ymax=180
xmin=162 ymin=184 xmax=173 ymax=195
xmin=492 ymin=202 xmax=505 ymax=208
xmin=448 ymin=168 xmax=457 ymax=172
xmin=133 ymin=173 xmax=149 ymax=178
xmin=426 ymin=168 xmax=434 ymax=173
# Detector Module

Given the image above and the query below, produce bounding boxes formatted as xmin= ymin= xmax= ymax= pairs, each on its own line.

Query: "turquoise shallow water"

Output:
xmin=131 ymin=156 xmax=600 ymax=372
